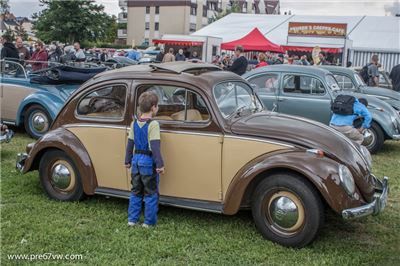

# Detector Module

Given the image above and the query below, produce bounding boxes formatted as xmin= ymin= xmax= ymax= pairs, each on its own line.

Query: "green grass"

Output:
xmin=1 ymin=132 xmax=399 ymax=265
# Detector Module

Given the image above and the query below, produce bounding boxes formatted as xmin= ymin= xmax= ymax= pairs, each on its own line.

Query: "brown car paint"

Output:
xmin=22 ymin=127 xmax=98 ymax=195
xmin=230 ymin=112 xmax=375 ymax=203
xmin=23 ymin=64 xmax=376 ymax=215
xmin=223 ymin=150 xmax=366 ymax=215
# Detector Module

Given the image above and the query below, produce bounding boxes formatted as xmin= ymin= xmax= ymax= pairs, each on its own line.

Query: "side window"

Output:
xmin=334 ymin=74 xmax=355 ymax=90
xmin=138 ymin=85 xmax=210 ymax=122
xmin=0 ymin=61 xmax=26 ymax=78
xmin=283 ymin=75 xmax=325 ymax=95
xmin=76 ymin=85 xmax=127 ymax=119
xmin=248 ymin=74 xmax=279 ymax=95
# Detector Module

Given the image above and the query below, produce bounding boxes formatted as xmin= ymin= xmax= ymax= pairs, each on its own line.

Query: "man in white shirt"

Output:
xmin=73 ymin=42 xmax=86 ymax=62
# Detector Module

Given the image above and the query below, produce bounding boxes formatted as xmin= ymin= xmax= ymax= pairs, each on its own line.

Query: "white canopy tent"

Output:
xmin=192 ymin=14 xmax=400 ymax=70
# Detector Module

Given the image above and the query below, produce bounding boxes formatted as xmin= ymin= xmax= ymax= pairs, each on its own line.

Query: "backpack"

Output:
xmin=359 ymin=63 xmax=372 ymax=83
xmin=331 ymin=95 xmax=355 ymax=115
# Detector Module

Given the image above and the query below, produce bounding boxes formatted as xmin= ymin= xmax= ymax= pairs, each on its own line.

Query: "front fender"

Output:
xmin=369 ymin=109 xmax=398 ymax=138
xmin=23 ymin=127 xmax=97 ymax=195
xmin=222 ymin=150 xmax=366 ymax=215
xmin=16 ymin=91 xmax=65 ymax=126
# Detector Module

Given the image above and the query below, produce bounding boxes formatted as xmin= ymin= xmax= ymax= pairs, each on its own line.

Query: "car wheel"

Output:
xmin=39 ymin=150 xmax=84 ymax=201
xmin=24 ymin=105 xmax=52 ymax=139
xmin=363 ymin=122 xmax=384 ymax=154
xmin=251 ymin=173 xmax=324 ymax=248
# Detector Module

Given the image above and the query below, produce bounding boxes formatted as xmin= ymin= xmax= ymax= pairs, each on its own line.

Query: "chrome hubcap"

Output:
xmin=51 ymin=163 xmax=72 ymax=190
xmin=270 ymin=196 xmax=299 ymax=229
xmin=363 ymin=129 xmax=376 ymax=149
xmin=32 ymin=112 xmax=49 ymax=132
xmin=266 ymin=191 xmax=305 ymax=234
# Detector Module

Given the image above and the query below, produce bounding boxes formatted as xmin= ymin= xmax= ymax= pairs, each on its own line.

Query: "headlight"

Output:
xmin=339 ymin=165 xmax=355 ymax=196
xmin=360 ymin=146 xmax=372 ymax=171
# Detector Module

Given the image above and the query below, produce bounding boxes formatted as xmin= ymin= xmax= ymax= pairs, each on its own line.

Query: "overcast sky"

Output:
xmin=8 ymin=0 xmax=400 ymax=18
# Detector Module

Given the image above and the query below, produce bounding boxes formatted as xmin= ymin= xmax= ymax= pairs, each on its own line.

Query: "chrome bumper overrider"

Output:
xmin=342 ymin=176 xmax=389 ymax=219
xmin=16 ymin=153 xmax=28 ymax=172
xmin=393 ymin=134 xmax=400 ymax=140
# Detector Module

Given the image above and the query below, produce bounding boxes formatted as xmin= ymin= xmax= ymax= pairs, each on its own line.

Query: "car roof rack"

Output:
xmin=149 ymin=62 xmax=221 ymax=75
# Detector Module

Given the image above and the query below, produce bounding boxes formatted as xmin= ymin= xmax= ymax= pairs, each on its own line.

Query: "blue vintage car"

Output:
xmin=243 ymin=65 xmax=400 ymax=154
xmin=319 ymin=66 xmax=400 ymax=112
xmin=0 ymin=60 xmax=104 ymax=138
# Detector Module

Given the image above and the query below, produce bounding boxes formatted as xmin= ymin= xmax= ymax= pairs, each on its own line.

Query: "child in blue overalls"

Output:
xmin=124 ymin=91 xmax=164 ymax=227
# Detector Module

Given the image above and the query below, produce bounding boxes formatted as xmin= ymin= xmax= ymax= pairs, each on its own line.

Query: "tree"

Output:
xmin=104 ymin=15 xmax=118 ymax=43
xmin=14 ymin=24 xmax=28 ymax=40
xmin=33 ymin=0 xmax=116 ymax=44
xmin=0 ymin=0 xmax=10 ymax=15
xmin=2 ymin=26 xmax=14 ymax=40
xmin=209 ymin=0 xmax=242 ymax=23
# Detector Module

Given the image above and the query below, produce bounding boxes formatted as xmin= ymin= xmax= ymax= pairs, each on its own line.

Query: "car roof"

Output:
xmin=83 ymin=62 xmax=244 ymax=92
xmin=243 ymin=65 xmax=331 ymax=78
xmin=318 ymin=65 xmax=356 ymax=74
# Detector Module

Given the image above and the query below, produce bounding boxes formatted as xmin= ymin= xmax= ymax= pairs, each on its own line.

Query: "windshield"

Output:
xmin=213 ymin=81 xmax=263 ymax=118
xmin=326 ymin=74 xmax=340 ymax=91
xmin=354 ymin=73 xmax=366 ymax=86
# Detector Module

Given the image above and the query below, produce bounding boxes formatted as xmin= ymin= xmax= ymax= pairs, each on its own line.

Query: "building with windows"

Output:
xmin=121 ymin=0 xmax=280 ymax=46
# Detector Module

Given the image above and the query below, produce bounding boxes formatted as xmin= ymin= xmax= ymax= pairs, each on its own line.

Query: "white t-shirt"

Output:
xmin=74 ymin=49 xmax=85 ymax=59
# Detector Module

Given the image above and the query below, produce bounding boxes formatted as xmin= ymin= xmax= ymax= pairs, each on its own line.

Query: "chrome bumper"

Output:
xmin=0 ymin=129 xmax=14 ymax=143
xmin=392 ymin=134 xmax=400 ymax=140
xmin=16 ymin=153 xmax=28 ymax=172
xmin=342 ymin=176 xmax=389 ymax=219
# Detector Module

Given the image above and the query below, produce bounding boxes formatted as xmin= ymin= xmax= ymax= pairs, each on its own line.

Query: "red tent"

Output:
xmin=221 ymin=28 xmax=285 ymax=53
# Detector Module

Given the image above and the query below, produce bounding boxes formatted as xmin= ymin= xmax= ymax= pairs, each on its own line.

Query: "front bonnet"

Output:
xmin=230 ymin=112 xmax=373 ymax=195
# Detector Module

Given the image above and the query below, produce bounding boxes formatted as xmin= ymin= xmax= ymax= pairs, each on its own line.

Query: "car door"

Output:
xmin=66 ymin=81 xmax=131 ymax=191
xmin=0 ymin=61 xmax=35 ymax=122
xmin=247 ymin=72 xmax=280 ymax=111
xmin=134 ymin=82 xmax=223 ymax=202
xmin=278 ymin=73 xmax=332 ymax=124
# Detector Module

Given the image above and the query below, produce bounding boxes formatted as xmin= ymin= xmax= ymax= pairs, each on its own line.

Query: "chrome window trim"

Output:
xmin=136 ymin=84 xmax=213 ymax=124
xmin=74 ymin=83 xmax=128 ymax=122
xmin=281 ymin=73 xmax=328 ymax=97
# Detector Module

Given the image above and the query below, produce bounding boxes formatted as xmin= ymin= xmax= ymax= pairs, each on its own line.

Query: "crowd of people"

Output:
xmin=1 ymin=36 xmax=399 ymax=91
xmin=0 ymin=35 xmax=123 ymax=71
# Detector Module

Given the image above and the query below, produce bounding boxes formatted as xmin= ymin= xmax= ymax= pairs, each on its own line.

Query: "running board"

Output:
xmin=95 ymin=187 xmax=223 ymax=214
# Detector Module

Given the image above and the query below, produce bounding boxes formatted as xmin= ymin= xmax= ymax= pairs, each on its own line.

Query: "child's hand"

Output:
xmin=125 ymin=163 xmax=131 ymax=168
xmin=156 ymin=167 xmax=165 ymax=174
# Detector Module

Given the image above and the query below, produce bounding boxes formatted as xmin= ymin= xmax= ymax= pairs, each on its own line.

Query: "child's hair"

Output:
xmin=139 ymin=91 xmax=159 ymax=113
xmin=358 ymin=98 xmax=368 ymax=107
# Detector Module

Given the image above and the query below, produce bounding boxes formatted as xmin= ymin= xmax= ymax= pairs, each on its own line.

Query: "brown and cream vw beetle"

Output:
xmin=17 ymin=62 xmax=389 ymax=248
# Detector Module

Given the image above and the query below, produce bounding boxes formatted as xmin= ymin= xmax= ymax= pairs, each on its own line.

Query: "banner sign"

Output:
xmin=288 ymin=22 xmax=347 ymax=38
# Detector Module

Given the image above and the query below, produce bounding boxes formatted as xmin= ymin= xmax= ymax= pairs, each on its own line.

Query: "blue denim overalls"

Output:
xmin=128 ymin=120 xmax=158 ymax=225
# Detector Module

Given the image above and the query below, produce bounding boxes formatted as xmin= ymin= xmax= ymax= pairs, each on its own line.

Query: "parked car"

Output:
xmin=243 ymin=65 xmax=400 ymax=153
xmin=320 ymin=65 xmax=400 ymax=112
xmin=0 ymin=60 xmax=79 ymax=138
xmin=0 ymin=60 xmax=106 ymax=138
xmin=103 ymin=56 xmax=137 ymax=69
xmin=353 ymin=67 xmax=393 ymax=90
xmin=17 ymin=62 xmax=389 ymax=248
